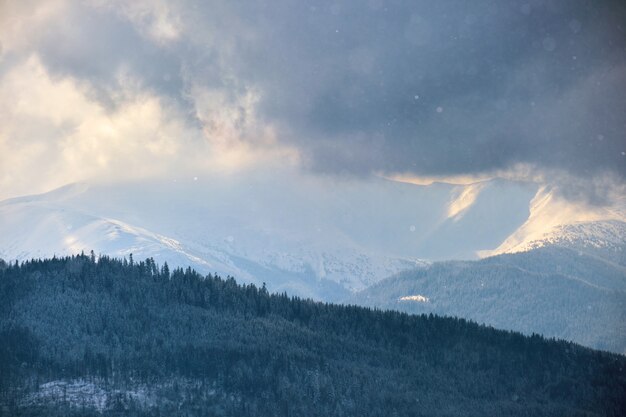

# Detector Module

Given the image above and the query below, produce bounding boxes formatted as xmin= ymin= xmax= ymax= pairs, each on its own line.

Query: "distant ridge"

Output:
xmin=0 ymin=176 xmax=540 ymax=297
xmin=352 ymin=246 xmax=626 ymax=353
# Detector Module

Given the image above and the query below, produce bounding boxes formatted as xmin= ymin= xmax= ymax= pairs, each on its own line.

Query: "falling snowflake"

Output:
xmin=543 ymin=36 xmax=556 ymax=52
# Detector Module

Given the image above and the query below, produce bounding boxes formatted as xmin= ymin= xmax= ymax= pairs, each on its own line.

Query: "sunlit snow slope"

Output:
xmin=480 ymin=185 xmax=626 ymax=264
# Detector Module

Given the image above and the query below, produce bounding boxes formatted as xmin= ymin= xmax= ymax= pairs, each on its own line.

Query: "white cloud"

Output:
xmin=0 ymin=1 xmax=305 ymax=200
xmin=0 ymin=0 xmax=69 ymax=55
xmin=89 ymin=0 xmax=181 ymax=43
xmin=0 ymin=55 xmax=196 ymax=199
xmin=0 ymin=53 xmax=301 ymax=200
xmin=187 ymin=84 xmax=300 ymax=174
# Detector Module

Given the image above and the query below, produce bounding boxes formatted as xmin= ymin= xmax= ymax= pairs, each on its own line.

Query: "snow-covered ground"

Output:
xmin=23 ymin=379 xmax=152 ymax=412
xmin=22 ymin=378 xmax=217 ymax=412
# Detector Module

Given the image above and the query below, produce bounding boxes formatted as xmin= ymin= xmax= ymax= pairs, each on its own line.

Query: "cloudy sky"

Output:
xmin=0 ymin=0 xmax=624 ymax=202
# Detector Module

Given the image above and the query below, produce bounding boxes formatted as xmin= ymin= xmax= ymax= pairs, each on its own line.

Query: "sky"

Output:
xmin=0 ymin=0 xmax=625 ymax=203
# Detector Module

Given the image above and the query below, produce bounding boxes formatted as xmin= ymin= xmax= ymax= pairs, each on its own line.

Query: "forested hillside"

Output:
xmin=353 ymin=247 xmax=626 ymax=353
xmin=1 ymin=255 xmax=625 ymax=416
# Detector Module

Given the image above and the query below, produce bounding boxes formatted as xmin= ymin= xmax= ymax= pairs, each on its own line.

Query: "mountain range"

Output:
xmin=1 ymin=175 xmax=624 ymax=352
xmin=0 ymin=174 xmax=544 ymax=298
xmin=4 ymin=174 xmax=612 ymax=294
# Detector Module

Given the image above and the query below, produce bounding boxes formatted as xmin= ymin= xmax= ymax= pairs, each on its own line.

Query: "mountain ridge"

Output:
xmin=351 ymin=246 xmax=626 ymax=353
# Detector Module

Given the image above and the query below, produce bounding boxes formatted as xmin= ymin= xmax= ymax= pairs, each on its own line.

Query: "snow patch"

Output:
xmin=399 ymin=294 xmax=429 ymax=303
xmin=23 ymin=379 xmax=154 ymax=412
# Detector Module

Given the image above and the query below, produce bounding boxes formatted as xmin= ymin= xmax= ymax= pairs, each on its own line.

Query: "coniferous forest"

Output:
xmin=0 ymin=254 xmax=625 ymax=416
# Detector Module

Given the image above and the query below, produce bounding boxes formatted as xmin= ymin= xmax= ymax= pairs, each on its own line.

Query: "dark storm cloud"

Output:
xmin=178 ymin=0 xmax=626 ymax=180
xmin=7 ymin=0 xmax=624 ymax=183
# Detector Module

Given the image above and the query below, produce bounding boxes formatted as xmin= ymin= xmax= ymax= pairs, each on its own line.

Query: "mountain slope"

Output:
xmin=482 ymin=246 xmax=626 ymax=292
xmin=352 ymin=247 xmax=626 ymax=353
xmin=0 ymin=199 xmax=231 ymax=275
xmin=2 ymin=255 xmax=625 ymax=416
xmin=480 ymin=185 xmax=626 ymax=259
xmin=0 ymin=175 xmax=538 ymax=297
xmin=499 ymin=221 xmax=626 ymax=266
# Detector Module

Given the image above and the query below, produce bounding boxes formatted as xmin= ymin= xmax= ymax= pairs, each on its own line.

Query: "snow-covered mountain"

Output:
xmin=0 ymin=189 xmax=360 ymax=300
xmin=0 ymin=173 xmax=538 ymax=298
xmin=501 ymin=221 xmax=626 ymax=266
xmin=479 ymin=185 xmax=626 ymax=261
xmin=1 ymin=173 xmax=623 ymax=299
xmin=0 ymin=197 xmax=245 ymax=279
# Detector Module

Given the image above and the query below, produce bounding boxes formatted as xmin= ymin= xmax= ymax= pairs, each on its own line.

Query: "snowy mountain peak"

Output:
xmin=479 ymin=186 xmax=626 ymax=259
